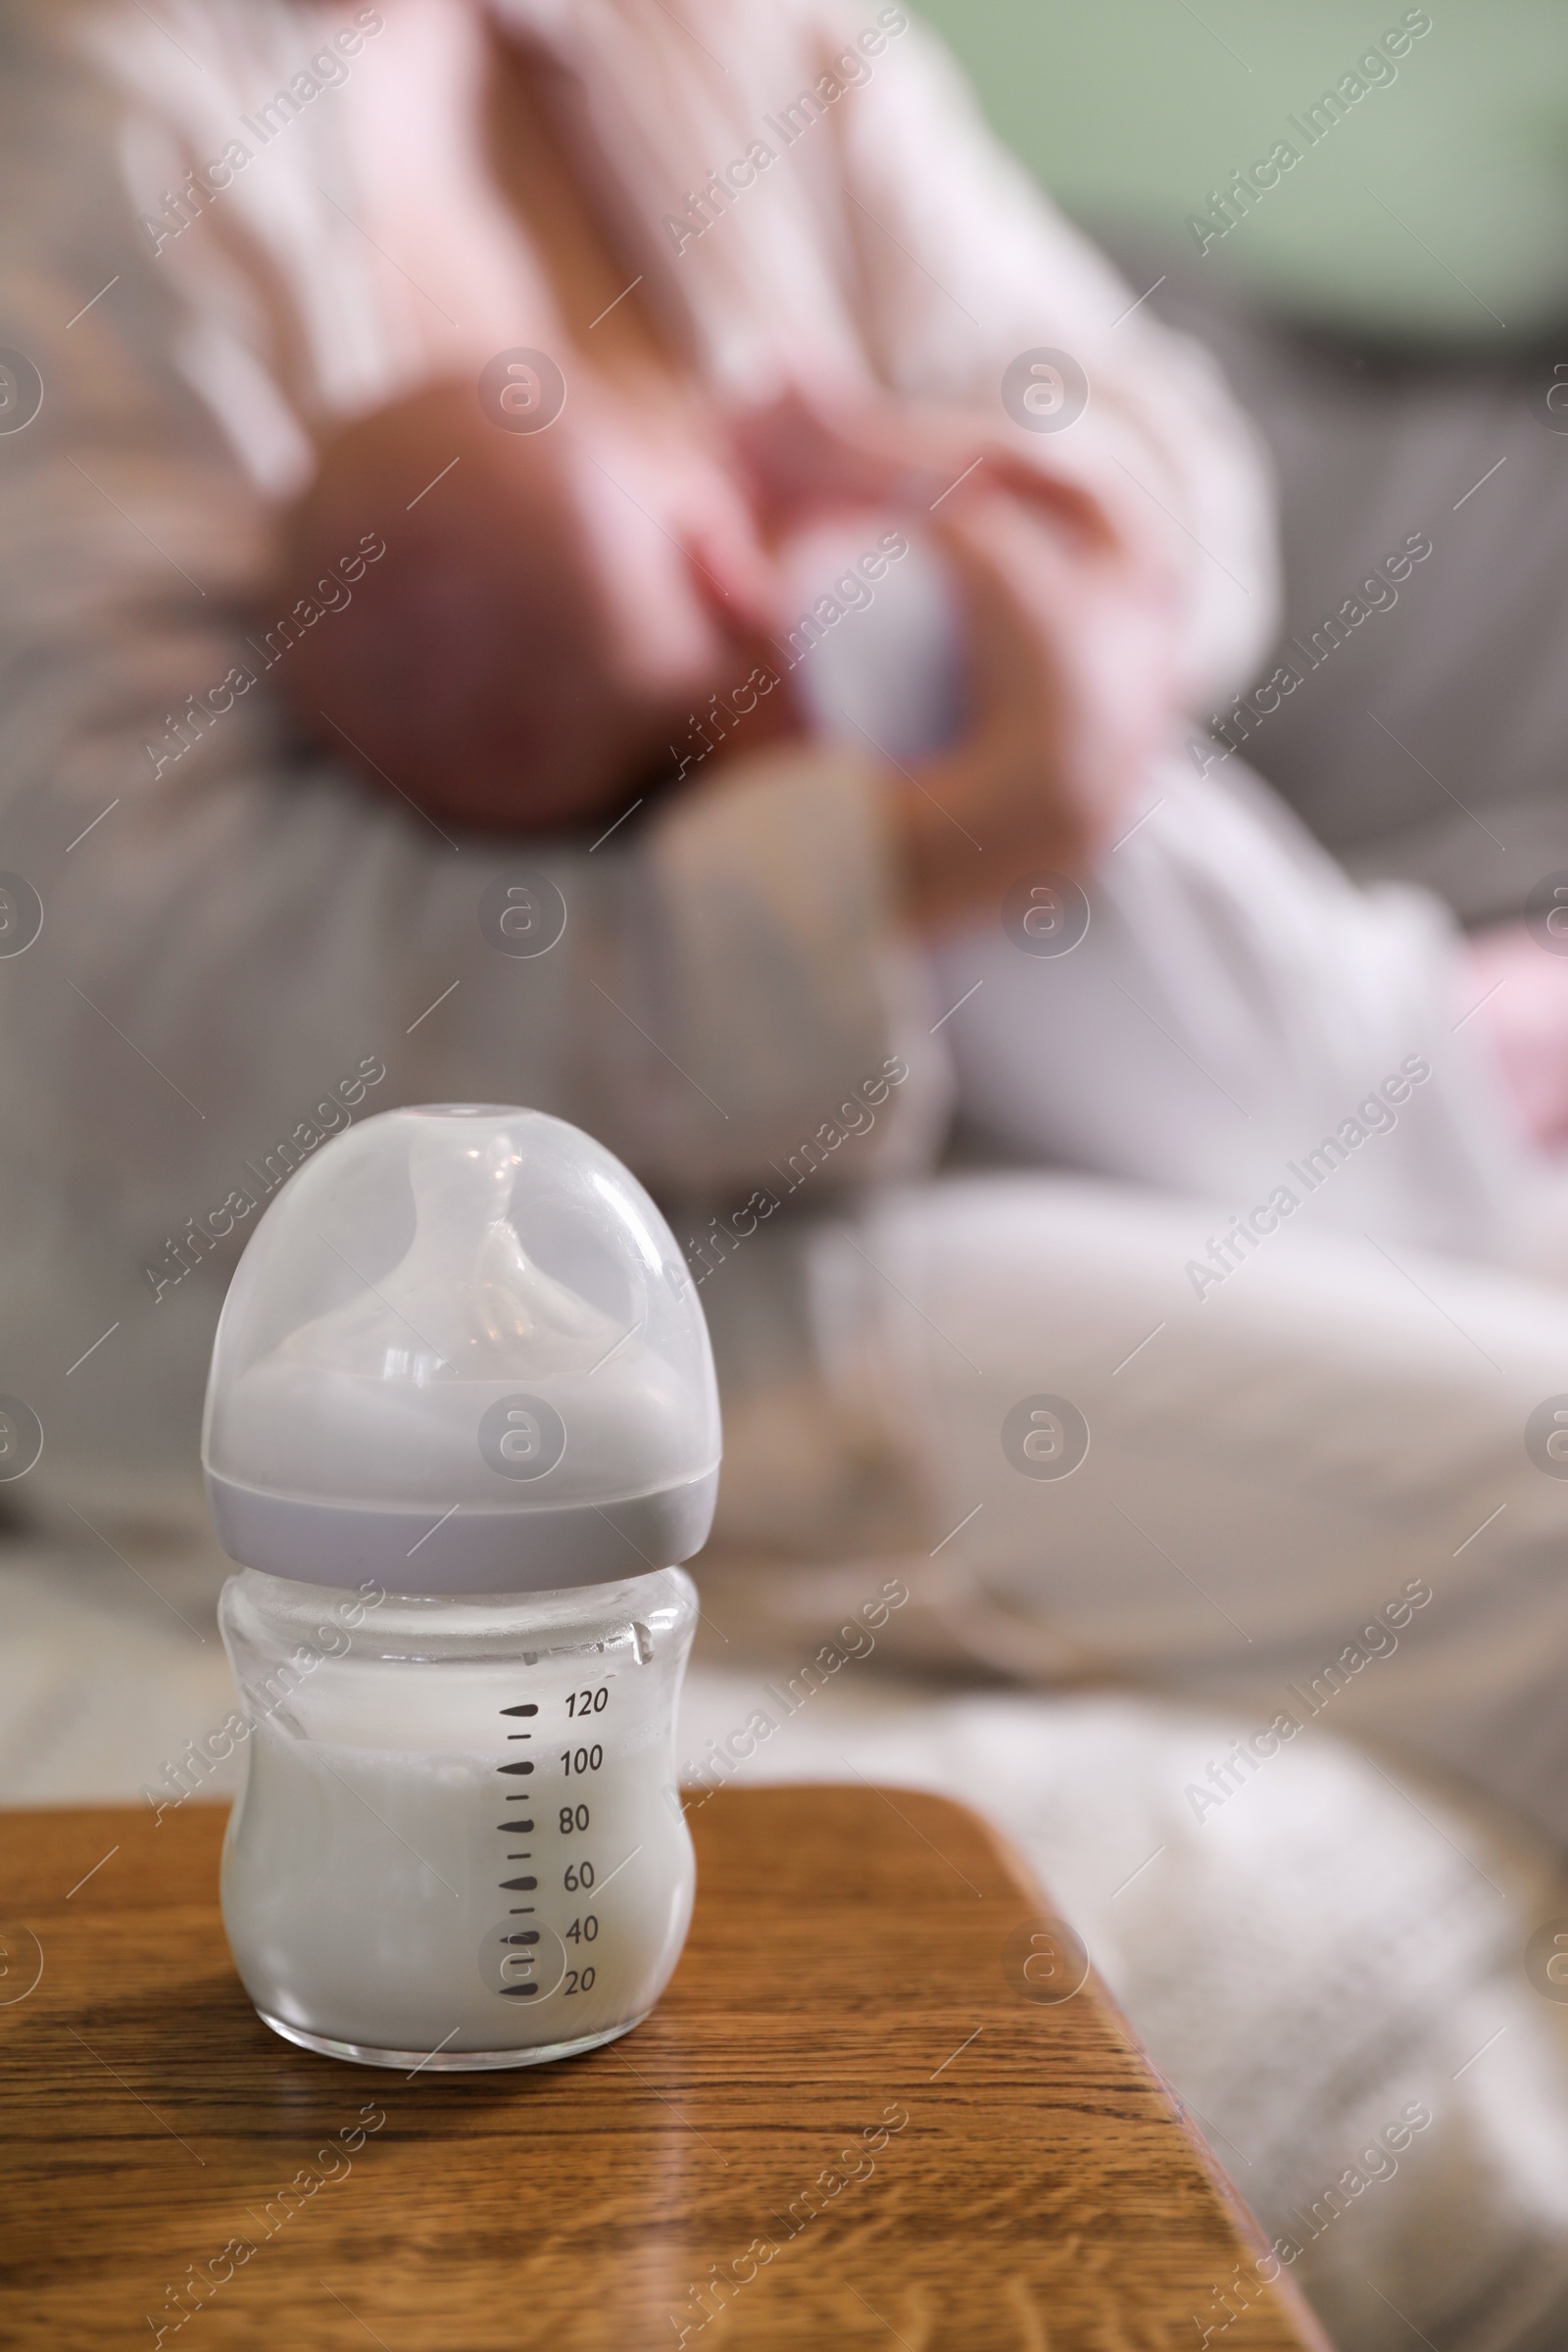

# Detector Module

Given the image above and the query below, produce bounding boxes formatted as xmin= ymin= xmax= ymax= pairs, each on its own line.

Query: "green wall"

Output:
xmin=915 ymin=0 xmax=1568 ymax=340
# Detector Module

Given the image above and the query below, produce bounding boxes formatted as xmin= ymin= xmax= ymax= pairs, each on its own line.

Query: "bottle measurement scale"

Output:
xmin=204 ymin=1105 xmax=715 ymax=2069
xmin=494 ymin=1690 xmax=613 ymax=2009
xmin=497 ymin=1701 xmax=546 ymax=2001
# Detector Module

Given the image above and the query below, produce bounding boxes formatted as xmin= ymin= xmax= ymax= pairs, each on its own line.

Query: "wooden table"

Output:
xmin=0 ymin=1788 xmax=1325 ymax=2350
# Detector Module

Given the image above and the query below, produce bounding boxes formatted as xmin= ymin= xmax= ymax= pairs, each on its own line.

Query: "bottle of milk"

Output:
xmin=203 ymin=1104 xmax=719 ymax=2072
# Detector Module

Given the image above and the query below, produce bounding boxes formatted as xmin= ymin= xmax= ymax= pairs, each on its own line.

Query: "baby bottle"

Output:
xmin=203 ymin=1104 xmax=719 ymax=2070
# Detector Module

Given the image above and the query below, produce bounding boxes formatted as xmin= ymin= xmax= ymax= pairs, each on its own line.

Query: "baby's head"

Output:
xmin=272 ymin=381 xmax=780 ymax=830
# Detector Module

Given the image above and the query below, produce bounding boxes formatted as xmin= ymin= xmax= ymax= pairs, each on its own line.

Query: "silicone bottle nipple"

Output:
xmin=289 ymin=1125 xmax=623 ymax=1384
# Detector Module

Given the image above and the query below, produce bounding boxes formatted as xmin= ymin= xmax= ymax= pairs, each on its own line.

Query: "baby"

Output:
xmin=270 ymin=381 xmax=800 ymax=833
xmin=272 ymin=373 xmax=1155 ymax=850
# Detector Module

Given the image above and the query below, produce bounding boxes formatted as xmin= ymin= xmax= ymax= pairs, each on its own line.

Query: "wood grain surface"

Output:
xmin=0 ymin=1788 xmax=1327 ymax=2350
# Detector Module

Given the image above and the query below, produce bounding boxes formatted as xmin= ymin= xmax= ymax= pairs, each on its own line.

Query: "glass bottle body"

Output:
xmin=217 ymin=1564 xmax=697 ymax=2070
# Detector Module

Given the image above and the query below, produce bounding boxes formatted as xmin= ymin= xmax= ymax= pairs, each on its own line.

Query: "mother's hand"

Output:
xmin=884 ymin=492 xmax=1180 ymax=932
